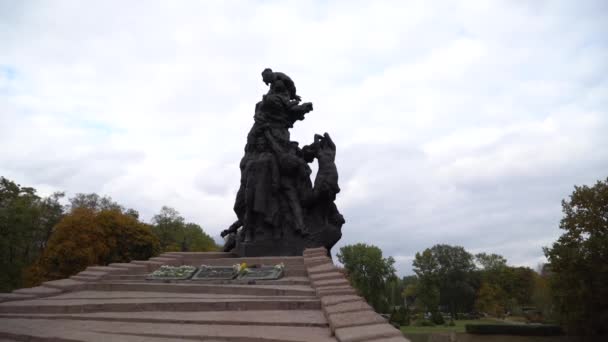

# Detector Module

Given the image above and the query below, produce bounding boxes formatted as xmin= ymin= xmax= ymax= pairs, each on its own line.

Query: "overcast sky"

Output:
xmin=1 ymin=1 xmax=607 ymax=275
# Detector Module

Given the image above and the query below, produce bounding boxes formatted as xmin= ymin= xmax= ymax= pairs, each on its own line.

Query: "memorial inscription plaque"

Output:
xmin=192 ymin=265 xmax=237 ymax=280
xmin=236 ymin=266 xmax=284 ymax=280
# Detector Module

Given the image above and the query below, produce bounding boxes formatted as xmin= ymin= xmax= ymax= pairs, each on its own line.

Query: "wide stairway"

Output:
xmin=0 ymin=249 xmax=408 ymax=342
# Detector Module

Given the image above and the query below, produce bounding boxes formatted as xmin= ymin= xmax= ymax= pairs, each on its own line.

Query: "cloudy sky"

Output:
xmin=1 ymin=1 xmax=607 ymax=275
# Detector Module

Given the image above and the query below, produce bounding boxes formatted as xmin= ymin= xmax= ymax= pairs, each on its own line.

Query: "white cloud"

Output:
xmin=1 ymin=0 xmax=607 ymax=275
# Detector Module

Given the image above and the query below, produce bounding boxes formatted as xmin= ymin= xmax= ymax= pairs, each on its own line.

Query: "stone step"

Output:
xmin=100 ymin=276 xmax=311 ymax=286
xmin=188 ymin=256 xmax=305 ymax=267
xmin=84 ymin=266 xmax=129 ymax=273
xmin=0 ymin=296 xmax=322 ymax=314
xmin=41 ymin=279 xmax=86 ymax=291
xmin=0 ymin=318 xmax=337 ymax=342
xmin=43 ymin=291 xmax=314 ymax=301
xmin=130 ymin=260 xmax=165 ymax=271
xmin=74 ymin=270 xmax=108 ymax=279
xmin=107 ymin=262 xmax=149 ymax=273
xmin=11 ymin=286 xmax=63 ymax=297
xmin=83 ymin=282 xmax=315 ymax=296
xmin=0 ymin=310 xmax=328 ymax=327
xmin=70 ymin=275 xmax=103 ymax=282
xmin=161 ymin=251 xmax=235 ymax=259
xmin=0 ymin=293 xmax=36 ymax=304
xmin=148 ymin=257 xmax=182 ymax=265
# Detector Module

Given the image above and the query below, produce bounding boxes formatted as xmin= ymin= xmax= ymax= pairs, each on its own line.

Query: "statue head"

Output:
xmin=261 ymin=68 xmax=274 ymax=85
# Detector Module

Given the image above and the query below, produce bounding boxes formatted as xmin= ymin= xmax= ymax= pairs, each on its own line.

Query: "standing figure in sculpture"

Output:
xmin=265 ymin=131 xmax=310 ymax=236
xmin=240 ymin=136 xmax=280 ymax=242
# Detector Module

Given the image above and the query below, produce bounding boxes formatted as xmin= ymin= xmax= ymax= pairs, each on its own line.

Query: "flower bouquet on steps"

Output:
xmin=146 ymin=265 xmax=197 ymax=280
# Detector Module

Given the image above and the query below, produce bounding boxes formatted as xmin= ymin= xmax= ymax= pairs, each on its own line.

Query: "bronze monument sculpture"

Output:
xmin=221 ymin=68 xmax=344 ymax=256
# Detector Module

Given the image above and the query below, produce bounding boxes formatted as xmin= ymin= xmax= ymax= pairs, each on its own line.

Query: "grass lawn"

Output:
xmin=400 ymin=319 xmax=503 ymax=334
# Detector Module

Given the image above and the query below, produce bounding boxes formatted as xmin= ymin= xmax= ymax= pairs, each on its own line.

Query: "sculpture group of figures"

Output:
xmin=221 ymin=68 xmax=345 ymax=256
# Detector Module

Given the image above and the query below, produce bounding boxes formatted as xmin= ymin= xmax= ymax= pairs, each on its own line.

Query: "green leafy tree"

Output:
xmin=531 ymin=266 xmax=554 ymax=321
xmin=386 ymin=277 xmax=405 ymax=308
xmin=183 ymin=223 xmax=217 ymax=252
xmin=474 ymin=252 xmax=535 ymax=314
xmin=68 ymin=193 xmax=123 ymax=212
xmin=337 ymin=243 xmax=396 ymax=313
xmin=475 ymin=281 xmax=507 ymax=317
xmin=413 ymin=244 xmax=477 ymax=317
xmin=475 ymin=253 xmax=507 ymax=270
xmin=402 ymin=275 xmax=419 ymax=309
xmin=544 ymin=177 xmax=608 ymax=335
xmin=151 ymin=206 xmax=217 ymax=252
xmin=0 ymin=177 xmax=65 ymax=292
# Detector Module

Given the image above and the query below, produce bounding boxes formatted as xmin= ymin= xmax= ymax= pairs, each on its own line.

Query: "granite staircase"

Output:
xmin=0 ymin=249 xmax=408 ymax=342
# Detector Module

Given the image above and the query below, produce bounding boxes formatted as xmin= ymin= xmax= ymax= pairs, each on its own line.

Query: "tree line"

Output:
xmin=338 ymin=177 xmax=607 ymax=336
xmin=0 ymin=176 xmax=218 ymax=292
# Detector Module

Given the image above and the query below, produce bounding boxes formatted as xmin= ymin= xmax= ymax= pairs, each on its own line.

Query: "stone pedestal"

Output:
xmin=235 ymin=239 xmax=307 ymax=257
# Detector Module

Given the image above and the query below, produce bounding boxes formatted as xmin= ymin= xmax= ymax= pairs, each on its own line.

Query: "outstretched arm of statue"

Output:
xmin=221 ymin=219 xmax=242 ymax=237
xmin=287 ymin=102 xmax=313 ymax=122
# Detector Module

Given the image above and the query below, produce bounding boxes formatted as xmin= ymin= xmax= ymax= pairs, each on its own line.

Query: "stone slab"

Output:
xmin=196 ymin=256 xmax=304 ymax=267
xmin=303 ymin=247 xmax=327 ymax=255
xmin=84 ymin=282 xmax=315 ymax=296
xmin=76 ymin=270 xmax=108 ymax=278
xmin=235 ymin=240 xmax=309 ymax=257
xmin=0 ymin=293 xmax=35 ymax=303
xmin=0 ymin=318 xmax=338 ymax=342
xmin=324 ymin=300 xmax=373 ymax=315
xmin=131 ymin=260 xmax=164 ymax=269
xmin=42 ymin=278 xmax=85 ymax=291
xmin=309 ymin=271 xmax=345 ymax=281
xmin=308 ymin=263 xmax=338 ymax=275
xmin=69 ymin=275 xmax=100 ymax=282
xmin=328 ymin=309 xmax=387 ymax=330
xmin=42 ymin=290 xmax=311 ymax=300
xmin=108 ymin=262 xmax=148 ymax=269
xmin=314 ymin=278 xmax=350 ymax=287
xmin=0 ymin=310 xmax=328 ymax=327
xmin=12 ymin=286 xmax=62 ymax=296
xmin=305 ymin=256 xmax=331 ymax=267
xmin=334 ymin=323 xmax=402 ymax=342
xmin=366 ymin=337 xmax=410 ymax=342
xmin=304 ymin=249 xmax=328 ymax=256
xmin=316 ymin=286 xmax=357 ymax=297
xmin=321 ymin=295 xmax=362 ymax=306
xmin=85 ymin=266 xmax=125 ymax=273
xmin=0 ymin=297 xmax=322 ymax=313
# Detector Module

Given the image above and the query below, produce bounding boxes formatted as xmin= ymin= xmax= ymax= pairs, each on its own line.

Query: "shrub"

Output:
xmin=389 ymin=306 xmax=411 ymax=327
xmin=465 ymin=324 xmax=563 ymax=336
xmin=431 ymin=311 xmax=445 ymax=325
xmin=399 ymin=306 xmax=410 ymax=326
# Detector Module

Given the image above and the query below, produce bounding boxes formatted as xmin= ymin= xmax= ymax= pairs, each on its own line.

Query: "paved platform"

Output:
xmin=0 ymin=248 xmax=408 ymax=342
